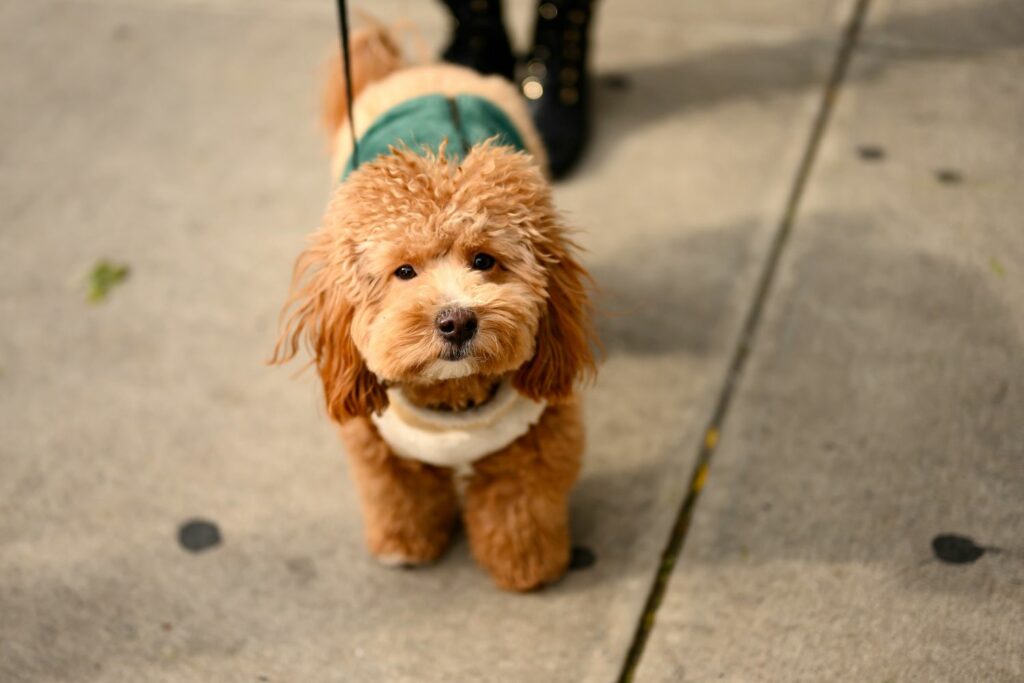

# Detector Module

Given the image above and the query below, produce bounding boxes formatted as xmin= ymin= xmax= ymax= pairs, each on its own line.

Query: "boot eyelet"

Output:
xmin=560 ymin=87 xmax=579 ymax=105
xmin=523 ymin=78 xmax=545 ymax=100
xmin=538 ymin=3 xmax=558 ymax=20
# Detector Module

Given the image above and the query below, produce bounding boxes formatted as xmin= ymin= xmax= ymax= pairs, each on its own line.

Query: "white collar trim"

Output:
xmin=370 ymin=380 xmax=547 ymax=468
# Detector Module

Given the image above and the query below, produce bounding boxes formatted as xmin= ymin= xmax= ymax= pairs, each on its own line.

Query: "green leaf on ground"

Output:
xmin=990 ymin=257 xmax=1006 ymax=278
xmin=86 ymin=260 xmax=130 ymax=303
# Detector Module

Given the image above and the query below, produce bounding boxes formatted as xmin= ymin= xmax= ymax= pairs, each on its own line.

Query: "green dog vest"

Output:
xmin=341 ymin=94 xmax=527 ymax=180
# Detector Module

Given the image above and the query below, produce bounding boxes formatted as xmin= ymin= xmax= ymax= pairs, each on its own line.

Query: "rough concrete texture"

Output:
xmin=635 ymin=0 xmax=1024 ymax=681
xmin=0 ymin=0 xmax=850 ymax=681
xmin=1 ymin=0 xmax=1020 ymax=681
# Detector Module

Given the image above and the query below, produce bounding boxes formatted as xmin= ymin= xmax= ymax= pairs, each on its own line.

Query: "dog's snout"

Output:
xmin=436 ymin=308 xmax=478 ymax=345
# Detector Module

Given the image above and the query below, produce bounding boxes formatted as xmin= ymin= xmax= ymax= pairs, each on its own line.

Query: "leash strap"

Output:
xmin=335 ymin=0 xmax=359 ymax=165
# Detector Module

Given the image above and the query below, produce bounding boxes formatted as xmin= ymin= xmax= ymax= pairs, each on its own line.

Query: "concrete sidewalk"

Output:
xmin=0 ymin=0 xmax=1020 ymax=681
xmin=635 ymin=0 xmax=1024 ymax=680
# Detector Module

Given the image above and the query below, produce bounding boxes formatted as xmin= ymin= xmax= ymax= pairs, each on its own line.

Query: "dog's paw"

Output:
xmin=366 ymin=526 xmax=452 ymax=569
xmin=485 ymin=546 xmax=570 ymax=592
xmin=464 ymin=522 xmax=571 ymax=591
xmin=373 ymin=551 xmax=432 ymax=569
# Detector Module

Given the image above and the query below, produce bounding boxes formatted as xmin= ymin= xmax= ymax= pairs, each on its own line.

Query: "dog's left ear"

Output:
xmin=513 ymin=238 xmax=598 ymax=403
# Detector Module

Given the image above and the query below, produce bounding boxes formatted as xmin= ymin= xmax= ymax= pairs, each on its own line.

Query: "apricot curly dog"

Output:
xmin=273 ymin=26 xmax=597 ymax=591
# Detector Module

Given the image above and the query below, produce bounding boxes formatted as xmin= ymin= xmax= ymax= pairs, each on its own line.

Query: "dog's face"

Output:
xmin=274 ymin=143 xmax=595 ymax=421
xmin=352 ymin=226 xmax=544 ymax=384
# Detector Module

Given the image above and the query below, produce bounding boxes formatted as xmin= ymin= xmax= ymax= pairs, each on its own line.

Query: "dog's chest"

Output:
xmin=370 ymin=381 xmax=546 ymax=468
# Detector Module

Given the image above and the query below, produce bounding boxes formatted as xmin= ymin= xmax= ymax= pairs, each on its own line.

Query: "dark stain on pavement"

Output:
xmin=857 ymin=144 xmax=886 ymax=161
xmin=931 ymin=534 xmax=988 ymax=564
xmin=178 ymin=519 xmax=222 ymax=553
xmin=286 ymin=556 xmax=318 ymax=584
xmin=935 ymin=168 xmax=963 ymax=184
xmin=111 ymin=23 xmax=133 ymax=42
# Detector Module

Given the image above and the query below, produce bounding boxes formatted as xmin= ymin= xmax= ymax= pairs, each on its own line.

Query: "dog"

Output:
xmin=272 ymin=25 xmax=597 ymax=591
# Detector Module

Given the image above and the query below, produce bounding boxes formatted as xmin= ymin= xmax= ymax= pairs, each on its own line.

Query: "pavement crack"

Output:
xmin=615 ymin=1 xmax=873 ymax=680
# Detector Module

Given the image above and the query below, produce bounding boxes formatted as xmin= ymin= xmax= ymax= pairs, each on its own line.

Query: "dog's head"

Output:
xmin=272 ymin=143 xmax=596 ymax=422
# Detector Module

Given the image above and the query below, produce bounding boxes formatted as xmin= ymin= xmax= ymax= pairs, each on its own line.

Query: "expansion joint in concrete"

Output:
xmin=615 ymin=1 xmax=873 ymax=680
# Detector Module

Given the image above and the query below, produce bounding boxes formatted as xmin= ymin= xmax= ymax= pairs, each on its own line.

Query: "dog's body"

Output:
xmin=275 ymin=28 xmax=595 ymax=591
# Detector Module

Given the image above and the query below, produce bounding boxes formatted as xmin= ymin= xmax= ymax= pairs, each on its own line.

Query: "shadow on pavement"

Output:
xmin=589 ymin=0 xmax=1024 ymax=167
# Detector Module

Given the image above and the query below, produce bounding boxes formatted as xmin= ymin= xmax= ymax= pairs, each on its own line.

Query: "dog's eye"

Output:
xmin=471 ymin=253 xmax=497 ymax=271
xmin=394 ymin=264 xmax=417 ymax=280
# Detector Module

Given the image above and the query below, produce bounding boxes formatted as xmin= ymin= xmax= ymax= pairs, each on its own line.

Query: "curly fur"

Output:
xmin=273 ymin=28 xmax=597 ymax=591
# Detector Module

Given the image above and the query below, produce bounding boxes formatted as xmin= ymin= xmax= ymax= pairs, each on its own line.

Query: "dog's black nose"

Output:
xmin=436 ymin=308 xmax=478 ymax=345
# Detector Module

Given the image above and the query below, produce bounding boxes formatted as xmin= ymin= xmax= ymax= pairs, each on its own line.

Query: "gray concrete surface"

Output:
xmin=0 ymin=0 xmax=1020 ymax=681
xmin=635 ymin=0 xmax=1024 ymax=681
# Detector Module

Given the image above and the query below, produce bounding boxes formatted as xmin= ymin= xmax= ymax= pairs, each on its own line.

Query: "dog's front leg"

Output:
xmin=463 ymin=401 xmax=584 ymax=591
xmin=339 ymin=418 xmax=459 ymax=566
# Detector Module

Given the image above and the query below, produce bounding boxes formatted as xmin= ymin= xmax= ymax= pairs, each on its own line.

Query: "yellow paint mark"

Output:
xmin=692 ymin=464 xmax=709 ymax=493
xmin=704 ymin=428 xmax=719 ymax=450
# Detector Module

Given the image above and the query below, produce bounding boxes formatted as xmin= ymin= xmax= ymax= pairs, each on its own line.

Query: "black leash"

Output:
xmin=335 ymin=0 xmax=359 ymax=165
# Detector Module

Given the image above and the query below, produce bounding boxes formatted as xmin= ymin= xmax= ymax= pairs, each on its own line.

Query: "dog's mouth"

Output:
xmin=439 ymin=341 xmax=472 ymax=362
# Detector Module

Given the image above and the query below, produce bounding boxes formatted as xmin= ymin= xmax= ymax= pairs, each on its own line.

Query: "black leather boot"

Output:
xmin=440 ymin=0 xmax=516 ymax=81
xmin=521 ymin=0 xmax=595 ymax=179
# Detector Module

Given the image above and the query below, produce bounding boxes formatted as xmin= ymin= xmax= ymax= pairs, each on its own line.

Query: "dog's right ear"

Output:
xmin=270 ymin=232 xmax=388 ymax=423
